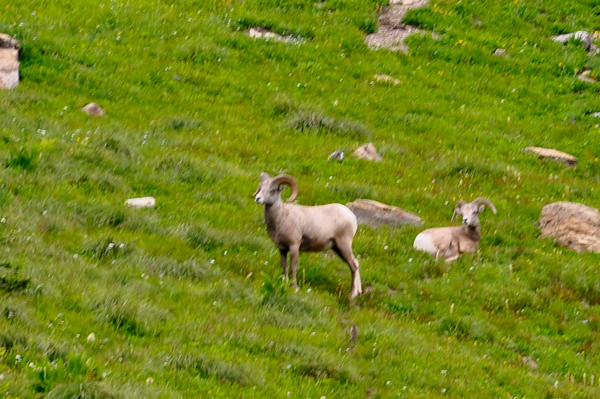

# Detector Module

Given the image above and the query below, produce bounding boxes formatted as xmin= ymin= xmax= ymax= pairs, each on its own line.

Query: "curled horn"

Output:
xmin=250 ymin=173 xmax=270 ymax=198
xmin=472 ymin=197 xmax=497 ymax=214
xmin=451 ymin=200 xmax=467 ymax=222
xmin=270 ymin=174 xmax=299 ymax=203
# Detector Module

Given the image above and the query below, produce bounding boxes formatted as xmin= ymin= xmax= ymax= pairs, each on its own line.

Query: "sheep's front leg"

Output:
xmin=289 ymin=245 xmax=300 ymax=291
xmin=279 ymin=249 xmax=289 ymax=282
xmin=444 ymin=242 xmax=460 ymax=263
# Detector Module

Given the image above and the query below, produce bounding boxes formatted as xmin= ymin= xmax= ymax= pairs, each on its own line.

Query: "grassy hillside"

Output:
xmin=1 ymin=0 xmax=600 ymax=397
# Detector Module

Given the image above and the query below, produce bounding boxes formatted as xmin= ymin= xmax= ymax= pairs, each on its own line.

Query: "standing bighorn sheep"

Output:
xmin=252 ymin=173 xmax=362 ymax=299
xmin=413 ymin=198 xmax=497 ymax=262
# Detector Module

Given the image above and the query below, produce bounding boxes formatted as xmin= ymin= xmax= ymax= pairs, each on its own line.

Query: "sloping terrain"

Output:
xmin=1 ymin=0 xmax=600 ymax=398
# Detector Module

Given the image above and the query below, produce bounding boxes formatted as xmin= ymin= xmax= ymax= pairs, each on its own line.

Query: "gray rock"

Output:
xmin=125 ymin=197 xmax=156 ymax=208
xmin=328 ymin=150 xmax=344 ymax=162
xmin=0 ymin=34 xmax=19 ymax=90
xmin=346 ymin=199 xmax=422 ymax=227
xmin=539 ymin=202 xmax=600 ymax=253
xmin=551 ymin=31 xmax=598 ymax=54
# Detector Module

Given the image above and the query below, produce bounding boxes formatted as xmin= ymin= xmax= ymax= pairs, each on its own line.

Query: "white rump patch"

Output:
xmin=413 ymin=232 xmax=438 ymax=256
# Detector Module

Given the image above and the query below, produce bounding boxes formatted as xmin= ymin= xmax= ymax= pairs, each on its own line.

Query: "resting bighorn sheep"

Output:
xmin=251 ymin=173 xmax=362 ymax=299
xmin=413 ymin=198 xmax=497 ymax=262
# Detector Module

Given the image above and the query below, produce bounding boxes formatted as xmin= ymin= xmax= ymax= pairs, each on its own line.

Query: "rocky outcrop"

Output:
xmin=551 ymin=31 xmax=598 ymax=55
xmin=0 ymin=34 xmax=20 ymax=90
xmin=346 ymin=199 xmax=422 ymax=228
xmin=539 ymin=202 xmax=600 ymax=253
xmin=365 ymin=0 xmax=433 ymax=52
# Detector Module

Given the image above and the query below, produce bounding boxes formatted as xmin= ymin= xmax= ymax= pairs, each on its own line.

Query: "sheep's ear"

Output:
xmin=451 ymin=200 xmax=466 ymax=221
xmin=478 ymin=204 xmax=486 ymax=213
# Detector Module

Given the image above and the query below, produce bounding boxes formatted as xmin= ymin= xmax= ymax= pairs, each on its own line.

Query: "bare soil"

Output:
xmin=365 ymin=0 xmax=431 ymax=52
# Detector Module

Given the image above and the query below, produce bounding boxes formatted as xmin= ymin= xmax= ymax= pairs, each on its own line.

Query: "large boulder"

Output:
xmin=539 ymin=202 xmax=600 ymax=253
xmin=0 ymin=34 xmax=19 ymax=90
xmin=524 ymin=146 xmax=577 ymax=167
xmin=346 ymin=199 xmax=422 ymax=228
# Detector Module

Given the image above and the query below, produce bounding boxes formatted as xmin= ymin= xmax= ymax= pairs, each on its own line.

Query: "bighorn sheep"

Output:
xmin=251 ymin=173 xmax=362 ymax=299
xmin=413 ymin=198 xmax=497 ymax=262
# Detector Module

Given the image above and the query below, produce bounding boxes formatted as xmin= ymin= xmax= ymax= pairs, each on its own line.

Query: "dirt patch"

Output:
xmin=365 ymin=0 xmax=434 ymax=52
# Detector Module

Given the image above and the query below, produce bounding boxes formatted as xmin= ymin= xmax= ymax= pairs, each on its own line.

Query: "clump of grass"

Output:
xmin=100 ymin=138 xmax=134 ymax=159
xmin=46 ymin=382 xmax=120 ymax=399
xmin=184 ymin=224 xmax=259 ymax=253
xmin=165 ymin=116 xmax=203 ymax=130
xmin=173 ymin=353 xmax=257 ymax=386
xmin=39 ymin=215 xmax=65 ymax=235
xmin=435 ymin=315 xmax=495 ymax=342
xmin=288 ymin=109 xmax=370 ymax=138
xmin=143 ymin=256 xmax=216 ymax=281
xmin=94 ymin=297 xmax=162 ymax=337
xmin=403 ymin=8 xmax=445 ymax=32
xmin=6 ymin=145 xmax=40 ymax=171
xmin=355 ymin=13 xmax=378 ymax=34
xmin=0 ymin=331 xmax=27 ymax=351
xmin=422 ymin=260 xmax=450 ymax=278
xmin=0 ymin=185 xmax=15 ymax=208
xmin=186 ymin=225 xmax=220 ymax=251
xmin=36 ymin=339 xmax=71 ymax=363
xmin=291 ymin=351 xmax=358 ymax=383
xmin=0 ymin=263 xmax=31 ymax=293
xmin=74 ymin=203 xmax=127 ymax=229
xmin=81 ymin=237 xmax=131 ymax=260
xmin=260 ymin=273 xmax=316 ymax=316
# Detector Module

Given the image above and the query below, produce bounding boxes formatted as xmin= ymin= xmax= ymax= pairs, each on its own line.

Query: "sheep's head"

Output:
xmin=453 ymin=197 xmax=497 ymax=227
xmin=251 ymin=173 xmax=299 ymax=205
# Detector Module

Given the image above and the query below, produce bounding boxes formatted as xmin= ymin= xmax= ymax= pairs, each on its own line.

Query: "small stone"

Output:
xmin=493 ymin=48 xmax=506 ymax=56
xmin=247 ymin=27 xmax=301 ymax=44
xmin=353 ymin=143 xmax=383 ymax=162
xmin=82 ymin=102 xmax=105 ymax=116
xmin=125 ymin=197 xmax=156 ymax=208
xmin=577 ymin=69 xmax=596 ymax=84
xmin=373 ymin=74 xmax=402 ymax=85
xmin=350 ymin=324 xmax=359 ymax=342
xmin=522 ymin=356 xmax=538 ymax=370
xmin=327 ymin=150 xmax=344 ymax=162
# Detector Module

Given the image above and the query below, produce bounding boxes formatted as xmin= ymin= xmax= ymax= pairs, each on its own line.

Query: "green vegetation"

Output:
xmin=1 ymin=0 xmax=600 ymax=397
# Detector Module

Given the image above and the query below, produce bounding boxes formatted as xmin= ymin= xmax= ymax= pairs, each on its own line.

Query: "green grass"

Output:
xmin=1 ymin=0 xmax=600 ymax=397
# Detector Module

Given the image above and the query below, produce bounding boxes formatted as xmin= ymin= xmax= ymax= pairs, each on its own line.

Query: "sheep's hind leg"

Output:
xmin=289 ymin=245 xmax=300 ymax=291
xmin=333 ymin=243 xmax=362 ymax=299
xmin=279 ymin=249 xmax=289 ymax=282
